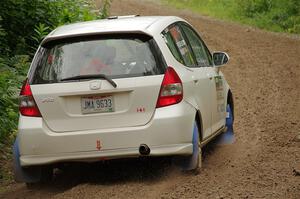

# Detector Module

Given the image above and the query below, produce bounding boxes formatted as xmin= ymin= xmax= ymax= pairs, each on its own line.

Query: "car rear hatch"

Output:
xmin=28 ymin=33 xmax=166 ymax=132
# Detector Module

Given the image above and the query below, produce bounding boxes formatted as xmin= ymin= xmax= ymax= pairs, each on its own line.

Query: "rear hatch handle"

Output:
xmin=61 ymin=74 xmax=117 ymax=88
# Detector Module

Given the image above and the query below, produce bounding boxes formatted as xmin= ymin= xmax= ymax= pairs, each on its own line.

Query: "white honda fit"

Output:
xmin=13 ymin=16 xmax=234 ymax=184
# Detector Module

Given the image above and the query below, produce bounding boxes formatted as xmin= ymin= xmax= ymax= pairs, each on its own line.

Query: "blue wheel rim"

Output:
xmin=216 ymin=104 xmax=235 ymax=145
xmin=181 ymin=121 xmax=199 ymax=170
xmin=226 ymin=104 xmax=233 ymax=130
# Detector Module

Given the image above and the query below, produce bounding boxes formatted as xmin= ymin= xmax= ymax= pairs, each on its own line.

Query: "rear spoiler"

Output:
xmin=41 ymin=31 xmax=152 ymax=47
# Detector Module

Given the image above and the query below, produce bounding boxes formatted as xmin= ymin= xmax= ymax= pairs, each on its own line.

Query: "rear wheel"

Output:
xmin=13 ymin=138 xmax=53 ymax=187
xmin=178 ymin=120 xmax=202 ymax=172
xmin=193 ymin=121 xmax=202 ymax=170
xmin=217 ymin=104 xmax=235 ymax=145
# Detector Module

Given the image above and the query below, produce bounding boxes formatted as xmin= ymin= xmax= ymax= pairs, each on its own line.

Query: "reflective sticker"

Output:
xmin=137 ymin=107 xmax=146 ymax=112
xmin=226 ymin=112 xmax=230 ymax=118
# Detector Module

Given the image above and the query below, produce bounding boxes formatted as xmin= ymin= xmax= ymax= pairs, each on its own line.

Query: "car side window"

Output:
xmin=161 ymin=30 xmax=184 ymax=65
xmin=180 ymin=23 xmax=212 ymax=67
xmin=162 ymin=25 xmax=196 ymax=67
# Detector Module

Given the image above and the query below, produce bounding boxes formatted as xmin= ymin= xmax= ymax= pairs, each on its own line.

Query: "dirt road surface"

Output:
xmin=1 ymin=0 xmax=299 ymax=198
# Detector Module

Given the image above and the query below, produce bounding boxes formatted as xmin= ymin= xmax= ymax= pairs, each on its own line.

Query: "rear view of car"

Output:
xmin=13 ymin=16 xmax=233 ymax=185
xmin=27 ymin=34 xmax=166 ymax=132
xmin=14 ymin=17 xmax=198 ymax=185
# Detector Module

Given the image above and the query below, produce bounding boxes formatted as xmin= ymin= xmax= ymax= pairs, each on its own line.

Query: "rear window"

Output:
xmin=30 ymin=34 xmax=165 ymax=84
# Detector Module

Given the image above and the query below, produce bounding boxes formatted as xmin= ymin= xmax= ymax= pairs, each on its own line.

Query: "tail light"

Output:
xmin=19 ymin=79 xmax=41 ymax=117
xmin=156 ymin=67 xmax=183 ymax=108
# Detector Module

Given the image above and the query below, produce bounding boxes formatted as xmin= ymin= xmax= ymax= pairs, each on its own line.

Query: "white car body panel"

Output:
xmin=18 ymin=101 xmax=195 ymax=166
xmin=31 ymin=75 xmax=163 ymax=132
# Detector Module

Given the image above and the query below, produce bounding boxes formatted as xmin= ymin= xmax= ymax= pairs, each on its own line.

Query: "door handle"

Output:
xmin=209 ymin=76 xmax=213 ymax=80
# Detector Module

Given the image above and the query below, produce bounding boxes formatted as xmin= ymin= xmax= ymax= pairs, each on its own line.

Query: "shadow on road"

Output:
xmin=24 ymin=157 xmax=173 ymax=193
xmin=3 ymin=131 xmax=234 ymax=197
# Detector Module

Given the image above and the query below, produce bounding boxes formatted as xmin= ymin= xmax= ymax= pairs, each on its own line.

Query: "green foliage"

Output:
xmin=31 ymin=23 xmax=50 ymax=52
xmin=164 ymin=0 xmax=236 ymax=19
xmin=0 ymin=0 xmax=100 ymax=56
xmin=0 ymin=56 xmax=29 ymax=143
xmin=0 ymin=17 xmax=9 ymax=57
xmin=98 ymin=0 xmax=112 ymax=19
xmin=164 ymin=0 xmax=300 ymax=34
xmin=235 ymin=0 xmax=300 ymax=33
xmin=235 ymin=0 xmax=272 ymax=17
xmin=1 ymin=0 xmax=52 ymax=55
xmin=49 ymin=0 xmax=99 ymax=25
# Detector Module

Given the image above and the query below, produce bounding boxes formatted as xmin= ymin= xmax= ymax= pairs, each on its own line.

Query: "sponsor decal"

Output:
xmin=215 ymin=76 xmax=225 ymax=113
xmin=137 ymin=107 xmax=146 ymax=112
xmin=41 ymin=97 xmax=54 ymax=103
xmin=96 ymin=140 xmax=102 ymax=150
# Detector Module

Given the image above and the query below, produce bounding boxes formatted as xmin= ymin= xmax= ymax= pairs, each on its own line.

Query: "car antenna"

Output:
xmin=107 ymin=15 xmax=140 ymax=20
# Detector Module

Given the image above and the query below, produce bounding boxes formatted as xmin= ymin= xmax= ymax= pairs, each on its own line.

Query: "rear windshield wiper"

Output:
xmin=61 ymin=74 xmax=117 ymax=88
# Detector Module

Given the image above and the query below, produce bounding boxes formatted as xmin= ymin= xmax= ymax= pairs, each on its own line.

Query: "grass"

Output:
xmin=162 ymin=0 xmax=300 ymax=34
xmin=164 ymin=0 xmax=236 ymax=19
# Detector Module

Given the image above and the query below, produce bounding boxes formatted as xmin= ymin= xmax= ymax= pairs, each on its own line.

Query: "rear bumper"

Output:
xmin=20 ymin=144 xmax=192 ymax=166
xmin=18 ymin=101 xmax=196 ymax=166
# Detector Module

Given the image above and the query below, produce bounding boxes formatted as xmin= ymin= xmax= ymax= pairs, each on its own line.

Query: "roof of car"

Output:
xmin=42 ymin=16 xmax=184 ymax=45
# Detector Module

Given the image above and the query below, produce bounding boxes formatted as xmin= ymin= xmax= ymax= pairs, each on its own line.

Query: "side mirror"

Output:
xmin=213 ymin=52 xmax=229 ymax=67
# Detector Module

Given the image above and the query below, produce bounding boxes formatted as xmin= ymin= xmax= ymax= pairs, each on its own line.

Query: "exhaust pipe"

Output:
xmin=139 ymin=144 xmax=150 ymax=155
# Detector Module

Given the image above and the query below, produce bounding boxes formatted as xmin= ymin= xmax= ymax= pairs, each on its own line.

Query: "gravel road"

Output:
xmin=1 ymin=0 xmax=299 ymax=198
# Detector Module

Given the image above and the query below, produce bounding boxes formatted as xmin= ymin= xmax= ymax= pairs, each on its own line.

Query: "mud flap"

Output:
xmin=13 ymin=138 xmax=41 ymax=183
xmin=217 ymin=104 xmax=235 ymax=145
xmin=179 ymin=122 xmax=200 ymax=171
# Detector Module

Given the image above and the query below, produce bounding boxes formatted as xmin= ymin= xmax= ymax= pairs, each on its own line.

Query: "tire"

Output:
xmin=226 ymin=104 xmax=233 ymax=130
xmin=192 ymin=121 xmax=202 ymax=170
xmin=217 ymin=104 xmax=235 ymax=145
xmin=178 ymin=120 xmax=202 ymax=172
xmin=13 ymin=138 xmax=52 ymax=185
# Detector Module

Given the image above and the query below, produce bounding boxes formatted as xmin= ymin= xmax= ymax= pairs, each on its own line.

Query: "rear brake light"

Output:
xmin=156 ymin=67 xmax=183 ymax=108
xmin=19 ymin=79 xmax=41 ymax=117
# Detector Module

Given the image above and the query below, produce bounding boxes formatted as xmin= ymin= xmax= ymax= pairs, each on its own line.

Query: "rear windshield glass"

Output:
xmin=30 ymin=34 xmax=165 ymax=84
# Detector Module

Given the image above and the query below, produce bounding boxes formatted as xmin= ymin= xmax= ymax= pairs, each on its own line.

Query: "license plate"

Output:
xmin=81 ymin=95 xmax=114 ymax=114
